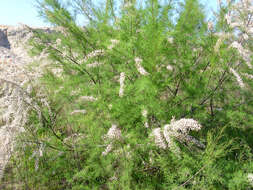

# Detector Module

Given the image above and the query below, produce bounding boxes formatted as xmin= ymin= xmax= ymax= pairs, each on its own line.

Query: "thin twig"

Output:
xmin=180 ymin=165 xmax=206 ymax=187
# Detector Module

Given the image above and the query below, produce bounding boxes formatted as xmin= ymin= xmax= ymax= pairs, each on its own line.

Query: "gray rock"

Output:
xmin=0 ymin=29 xmax=10 ymax=49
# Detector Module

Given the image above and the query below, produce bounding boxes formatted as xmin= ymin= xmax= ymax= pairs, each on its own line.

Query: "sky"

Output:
xmin=0 ymin=0 xmax=48 ymax=27
xmin=0 ymin=0 xmax=218 ymax=27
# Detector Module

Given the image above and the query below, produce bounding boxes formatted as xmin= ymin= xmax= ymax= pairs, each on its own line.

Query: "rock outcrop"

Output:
xmin=0 ymin=25 xmax=51 ymax=178
xmin=0 ymin=28 xmax=10 ymax=49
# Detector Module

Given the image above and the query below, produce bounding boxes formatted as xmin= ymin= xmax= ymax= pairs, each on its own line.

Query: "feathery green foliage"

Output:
xmin=3 ymin=0 xmax=253 ymax=189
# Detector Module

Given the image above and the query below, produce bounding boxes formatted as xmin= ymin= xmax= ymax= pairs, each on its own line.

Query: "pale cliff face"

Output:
xmin=0 ymin=25 xmax=35 ymax=83
xmin=0 ymin=25 xmax=52 ymax=53
xmin=0 ymin=26 xmax=32 ymax=178
xmin=0 ymin=25 xmax=52 ymax=178
xmin=0 ymin=24 xmax=53 ymax=97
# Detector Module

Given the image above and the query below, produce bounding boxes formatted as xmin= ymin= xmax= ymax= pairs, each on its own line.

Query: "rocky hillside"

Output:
xmin=0 ymin=25 xmax=51 ymax=179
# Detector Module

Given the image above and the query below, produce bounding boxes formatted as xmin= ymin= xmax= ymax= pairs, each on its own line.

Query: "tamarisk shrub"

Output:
xmin=9 ymin=0 xmax=253 ymax=189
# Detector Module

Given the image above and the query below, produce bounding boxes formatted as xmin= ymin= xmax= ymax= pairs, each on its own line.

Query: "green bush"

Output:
xmin=7 ymin=0 xmax=253 ymax=189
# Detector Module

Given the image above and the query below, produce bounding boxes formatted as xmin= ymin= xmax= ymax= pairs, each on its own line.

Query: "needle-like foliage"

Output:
xmin=4 ymin=0 xmax=253 ymax=189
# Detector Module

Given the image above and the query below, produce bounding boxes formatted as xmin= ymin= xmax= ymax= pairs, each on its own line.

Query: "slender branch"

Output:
xmin=180 ymin=165 xmax=206 ymax=187
xmin=21 ymin=139 xmax=72 ymax=152
xmin=51 ymin=46 xmax=97 ymax=84
xmin=210 ymin=97 xmax=214 ymax=117
xmin=24 ymin=24 xmax=97 ymax=84
xmin=174 ymin=79 xmax=181 ymax=96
